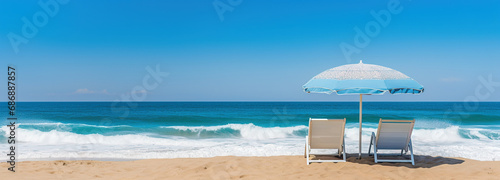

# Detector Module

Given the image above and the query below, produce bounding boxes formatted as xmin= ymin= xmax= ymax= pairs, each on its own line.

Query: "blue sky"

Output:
xmin=1 ymin=0 xmax=499 ymax=101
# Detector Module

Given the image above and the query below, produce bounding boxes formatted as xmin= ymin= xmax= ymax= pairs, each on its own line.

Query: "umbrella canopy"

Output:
xmin=303 ymin=60 xmax=424 ymax=95
xmin=303 ymin=60 xmax=424 ymax=158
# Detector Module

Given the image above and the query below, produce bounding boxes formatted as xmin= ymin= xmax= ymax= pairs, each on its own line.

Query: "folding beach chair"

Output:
xmin=369 ymin=119 xmax=415 ymax=165
xmin=305 ymin=118 xmax=346 ymax=165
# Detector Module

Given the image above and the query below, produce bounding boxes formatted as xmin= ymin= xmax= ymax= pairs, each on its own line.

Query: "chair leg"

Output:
xmin=304 ymin=142 xmax=307 ymax=158
xmin=338 ymin=136 xmax=344 ymax=157
xmin=368 ymin=142 xmax=372 ymax=156
xmin=306 ymin=147 xmax=310 ymax=165
xmin=342 ymin=139 xmax=346 ymax=162
xmin=369 ymin=132 xmax=376 ymax=156
xmin=374 ymin=147 xmax=378 ymax=163
xmin=306 ymin=136 xmax=310 ymax=165
xmin=409 ymin=139 xmax=415 ymax=166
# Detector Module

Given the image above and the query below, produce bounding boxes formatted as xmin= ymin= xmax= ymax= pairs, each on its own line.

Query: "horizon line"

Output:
xmin=5 ymin=100 xmax=500 ymax=103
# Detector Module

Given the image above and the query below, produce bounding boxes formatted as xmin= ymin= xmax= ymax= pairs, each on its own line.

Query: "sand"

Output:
xmin=1 ymin=154 xmax=499 ymax=180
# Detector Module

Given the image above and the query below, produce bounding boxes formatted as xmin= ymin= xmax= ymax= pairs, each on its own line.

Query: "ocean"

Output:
xmin=1 ymin=102 xmax=499 ymax=161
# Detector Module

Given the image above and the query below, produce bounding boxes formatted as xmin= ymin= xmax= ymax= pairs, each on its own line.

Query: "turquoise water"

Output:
xmin=1 ymin=102 xmax=499 ymax=161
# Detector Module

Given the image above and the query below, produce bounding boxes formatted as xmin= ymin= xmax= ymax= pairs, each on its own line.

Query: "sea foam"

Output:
xmin=161 ymin=123 xmax=308 ymax=140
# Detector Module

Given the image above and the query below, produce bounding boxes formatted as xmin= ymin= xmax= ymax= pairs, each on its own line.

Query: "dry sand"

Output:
xmin=1 ymin=154 xmax=499 ymax=180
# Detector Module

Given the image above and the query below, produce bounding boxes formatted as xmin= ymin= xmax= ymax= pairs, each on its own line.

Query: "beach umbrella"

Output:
xmin=302 ymin=60 xmax=424 ymax=158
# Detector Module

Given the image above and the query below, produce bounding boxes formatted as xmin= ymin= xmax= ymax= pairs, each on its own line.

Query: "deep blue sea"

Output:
xmin=1 ymin=102 xmax=499 ymax=161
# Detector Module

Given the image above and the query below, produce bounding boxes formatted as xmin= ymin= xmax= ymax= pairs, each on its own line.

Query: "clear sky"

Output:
xmin=1 ymin=0 xmax=499 ymax=101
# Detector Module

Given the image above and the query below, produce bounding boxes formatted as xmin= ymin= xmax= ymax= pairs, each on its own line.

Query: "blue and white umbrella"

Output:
xmin=303 ymin=60 xmax=424 ymax=158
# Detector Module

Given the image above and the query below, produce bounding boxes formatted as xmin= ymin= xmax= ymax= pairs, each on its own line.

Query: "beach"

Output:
xmin=2 ymin=155 xmax=499 ymax=179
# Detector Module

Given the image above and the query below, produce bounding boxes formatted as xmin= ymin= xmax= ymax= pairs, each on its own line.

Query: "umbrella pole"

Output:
xmin=359 ymin=94 xmax=363 ymax=159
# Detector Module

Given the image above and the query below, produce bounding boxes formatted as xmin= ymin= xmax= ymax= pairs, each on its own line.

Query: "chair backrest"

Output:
xmin=308 ymin=118 xmax=346 ymax=149
xmin=376 ymin=119 xmax=415 ymax=150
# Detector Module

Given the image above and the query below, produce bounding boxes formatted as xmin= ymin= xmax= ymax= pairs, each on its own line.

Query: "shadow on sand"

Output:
xmin=310 ymin=153 xmax=465 ymax=168
xmin=348 ymin=153 xmax=464 ymax=168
